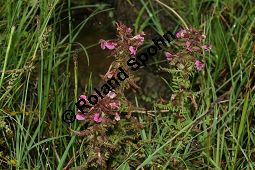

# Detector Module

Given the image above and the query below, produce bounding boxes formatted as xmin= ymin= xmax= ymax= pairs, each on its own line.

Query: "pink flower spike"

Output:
xmin=76 ymin=113 xmax=85 ymax=120
xmin=109 ymin=101 xmax=120 ymax=109
xmin=107 ymin=91 xmax=116 ymax=99
xmin=93 ymin=113 xmax=103 ymax=123
xmin=99 ymin=39 xmax=117 ymax=50
xmin=164 ymin=52 xmax=174 ymax=60
xmin=129 ymin=46 xmax=137 ymax=55
xmin=195 ymin=60 xmax=204 ymax=71
xmin=201 ymin=44 xmax=212 ymax=52
xmin=114 ymin=112 xmax=120 ymax=121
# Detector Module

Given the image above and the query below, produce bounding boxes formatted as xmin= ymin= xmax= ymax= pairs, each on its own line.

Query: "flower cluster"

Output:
xmin=75 ymin=91 xmax=121 ymax=123
xmin=75 ymin=23 xmax=146 ymax=124
xmin=100 ymin=22 xmax=145 ymax=57
xmin=164 ymin=27 xmax=212 ymax=71
xmin=156 ymin=26 xmax=212 ymax=118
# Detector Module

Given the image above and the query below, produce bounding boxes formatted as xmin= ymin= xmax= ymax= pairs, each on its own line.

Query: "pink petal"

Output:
xmin=132 ymin=32 xmax=145 ymax=46
xmin=99 ymin=39 xmax=116 ymax=50
xmin=80 ymin=95 xmax=87 ymax=100
xmin=133 ymin=32 xmax=145 ymax=44
xmin=195 ymin=60 xmax=204 ymax=71
xmin=99 ymin=39 xmax=106 ymax=49
xmin=79 ymin=95 xmax=87 ymax=105
xmin=164 ymin=52 xmax=174 ymax=60
xmin=114 ymin=112 xmax=120 ymax=121
xmin=107 ymin=91 xmax=116 ymax=99
xmin=176 ymin=28 xmax=187 ymax=38
xmin=186 ymin=41 xmax=191 ymax=47
xmin=201 ymin=45 xmax=212 ymax=51
xmin=186 ymin=41 xmax=192 ymax=52
xmin=76 ymin=113 xmax=85 ymax=120
xmin=105 ymin=41 xmax=116 ymax=50
xmin=109 ymin=102 xmax=120 ymax=109
xmin=129 ymin=46 xmax=137 ymax=55
xmin=105 ymin=71 xmax=113 ymax=79
xmin=127 ymin=27 xmax=132 ymax=33
xmin=93 ymin=113 xmax=102 ymax=123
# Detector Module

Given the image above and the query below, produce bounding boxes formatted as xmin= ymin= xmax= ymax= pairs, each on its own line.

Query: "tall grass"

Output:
xmin=133 ymin=0 xmax=255 ymax=169
xmin=0 ymin=0 xmax=111 ymax=169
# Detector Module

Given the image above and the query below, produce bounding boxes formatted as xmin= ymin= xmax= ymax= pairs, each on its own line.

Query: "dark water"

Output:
xmin=75 ymin=26 xmax=114 ymax=88
xmin=68 ymin=11 xmax=115 ymax=93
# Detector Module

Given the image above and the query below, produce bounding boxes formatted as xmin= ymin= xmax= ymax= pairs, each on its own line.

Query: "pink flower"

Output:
xmin=176 ymin=28 xmax=187 ymax=38
xmin=80 ymin=95 xmax=86 ymax=99
xmin=164 ymin=52 xmax=174 ymax=60
xmin=79 ymin=95 xmax=87 ymax=104
xmin=105 ymin=71 xmax=114 ymax=79
xmin=201 ymin=44 xmax=212 ymax=52
xmin=99 ymin=39 xmax=117 ymax=50
xmin=186 ymin=41 xmax=192 ymax=52
xmin=76 ymin=112 xmax=85 ymax=120
xmin=93 ymin=113 xmax=103 ymax=123
xmin=107 ymin=91 xmax=116 ymax=99
xmin=127 ymin=27 xmax=132 ymax=33
xmin=114 ymin=112 xmax=120 ymax=121
xmin=133 ymin=32 xmax=145 ymax=44
xmin=195 ymin=60 xmax=204 ymax=71
xmin=129 ymin=46 xmax=137 ymax=55
xmin=109 ymin=101 xmax=120 ymax=109
xmin=76 ymin=95 xmax=89 ymax=120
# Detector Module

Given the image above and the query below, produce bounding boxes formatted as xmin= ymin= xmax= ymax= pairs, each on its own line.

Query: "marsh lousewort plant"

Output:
xmin=157 ymin=27 xmax=212 ymax=117
xmin=71 ymin=23 xmax=211 ymax=168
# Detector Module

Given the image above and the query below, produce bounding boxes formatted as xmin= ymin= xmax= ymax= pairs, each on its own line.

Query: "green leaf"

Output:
xmin=118 ymin=162 xmax=130 ymax=170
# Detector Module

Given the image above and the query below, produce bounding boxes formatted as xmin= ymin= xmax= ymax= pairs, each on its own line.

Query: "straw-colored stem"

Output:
xmin=155 ymin=0 xmax=188 ymax=29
